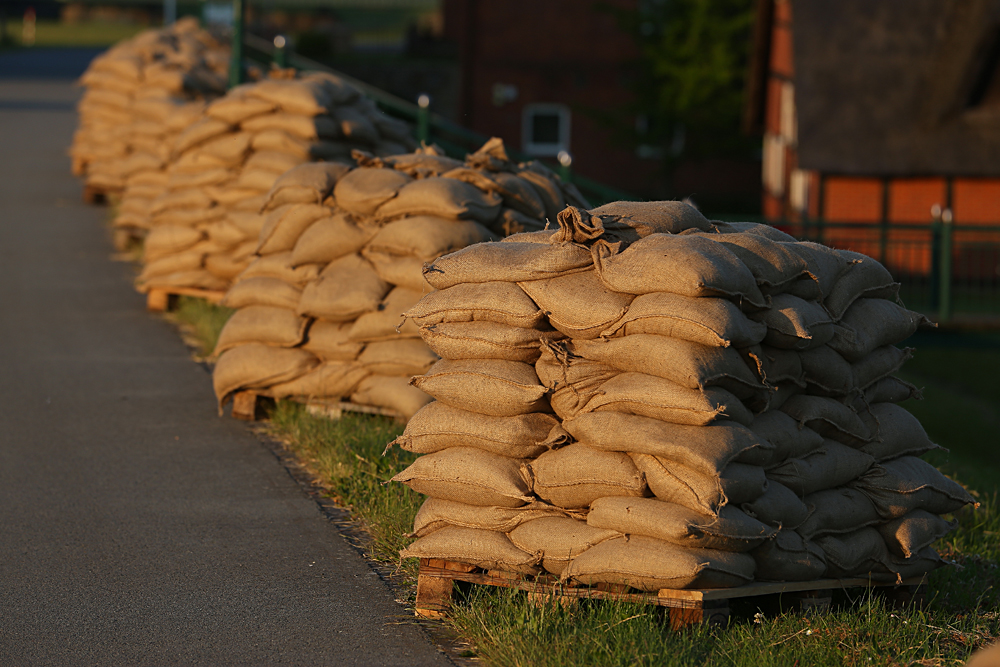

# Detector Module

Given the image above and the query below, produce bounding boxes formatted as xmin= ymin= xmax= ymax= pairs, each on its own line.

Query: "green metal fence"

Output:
xmin=238 ymin=33 xmax=637 ymax=206
xmin=781 ymin=220 xmax=1000 ymax=323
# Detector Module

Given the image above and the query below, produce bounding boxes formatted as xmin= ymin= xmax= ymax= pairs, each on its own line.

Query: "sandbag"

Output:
xmin=411 ymin=358 xmax=549 ymax=417
xmin=400 ymin=526 xmax=540 ymax=575
xmin=711 ymin=231 xmax=810 ymax=292
xmin=423 ymin=241 xmax=593 ymax=289
xmin=269 ymin=361 xmax=369 ymax=400
xmin=829 ymin=299 xmax=934 ymax=362
xmin=587 ymin=200 xmax=713 ymax=236
xmin=529 ymin=444 xmax=647 ymax=509
xmin=797 ymin=487 xmax=882 ymax=539
xmin=850 ymin=456 xmax=977 ymax=520
xmin=348 ymin=287 xmax=423 ymax=342
xmin=255 ymin=203 xmax=330 ymax=255
xmin=333 ymin=165 xmax=415 ymax=214
xmin=856 ymin=403 xmax=941 ymax=461
xmin=391 ymin=446 xmax=532 ymax=508
xmin=302 ymin=320 xmax=365 ymax=361
xmin=740 ymin=480 xmax=810 ymax=529
xmin=237 ymin=252 xmax=321 ymax=286
xmin=630 ymin=454 xmax=767 ymax=515
xmin=220 ymin=276 xmax=302 ymax=310
xmin=364 ymin=251 xmax=433 ymax=292
xmin=297 ymin=254 xmax=390 ymax=322
xmin=393 ymin=401 xmax=567 ymax=458
xmin=824 ymin=250 xmax=900 ymax=320
xmin=781 ymin=395 xmax=872 ymax=445
xmin=357 ymin=339 xmax=438 ymax=376
xmin=143 ymin=224 xmax=203 ymax=263
xmin=751 ymin=531 xmax=827 ymax=581
xmin=212 ymin=343 xmax=319 ymax=407
xmin=350 ymin=374 xmax=432 ymax=419
xmin=749 ymin=293 xmax=834 ymax=350
xmin=404 ymin=281 xmax=545 ymax=329
xmin=376 ymin=176 xmax=502 ymax=223
xmin=853 ymin=345 xmax=912 ymax=390
xmin=214 ymin=306 xmax=308 ymax=353
xmin=766 ymin=440 xmax=875 ymax=496
xmin=518 ymin=270 xmax=634 ymax=339
xmin=508 ymin=517 xmax=620 ymax=575
xmin=750 ymin=410 xmax=824 ymax=464
xmin=410 ymin=497 xmax=573 ymax=538
xmin=290 ymin=212 xmax=378 ymax=267
xmin=365 ymin=216 xmax=495 ymax=261
xmin=876 ymin=509 xmax=956 ymax=559
xmin=798 ymin=345 xmax=853 ymax=395
xmin=420 ymin=321 xmax=554 ymax=363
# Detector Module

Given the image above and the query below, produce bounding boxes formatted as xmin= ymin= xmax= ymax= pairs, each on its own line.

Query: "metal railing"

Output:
xmin=239 ymin=33 xmax=638 ymax=206
xmin=781 ymin=218 xmax=1000 ymax=324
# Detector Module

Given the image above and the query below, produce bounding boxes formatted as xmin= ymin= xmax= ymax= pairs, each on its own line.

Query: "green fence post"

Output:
xmin=416 ymin=94 xmax=430 ymax=144
xmin=273 ymin=34 xmax=288 ymax=69
xmin=228 ymin=0 xmax=245 ymax=88
xmin=938 ymin=208 xmax=953 ymax=322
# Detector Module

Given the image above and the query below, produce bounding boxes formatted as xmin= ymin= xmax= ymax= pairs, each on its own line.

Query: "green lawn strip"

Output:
xmin=5 ymin=21 xmax=146 ymax=47
xmin=167 ymin=296 xmax=234 ymax=358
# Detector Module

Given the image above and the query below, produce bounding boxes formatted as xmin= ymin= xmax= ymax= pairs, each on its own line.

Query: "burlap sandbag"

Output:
xmin=151 ymin=187 xmax=215 ymax=215
xmin=138 ymin=251 xmax=205 ymax=282
xmin=876 ymin=509 xmax=957 ymax=559
xmin=255 ymin=203 xmax=328 ymax=255
xmin=588 ymin=497 xmax=776 ymax=552
xmin=534 ymin=346 xmax=620 ymax=418
xmin=357 ymin=339 xmax=438 ymax=376
xmin=851 ymin=456 xmax=977 ymax=520
xmin=214 ymin=306 xmax=308 ymax=354
xmin=269 ymin=361 xmax=370 ymax=400
xmin=220 ymin=276 xmax=302 ymax=311
xmin=766 ymin=440 xmax=875 ymax=496
xmin=586 ymin=200 xmax=713 ymax=237
xmin=244 ymin=78 xmax=332 ymax=116
xmin=740 ymin=480 xmax=810 ymax=529
xmin=262 ymin=162 xmax=350 ymax=210
xmin=592 ymin=233 xmax=767 ymax=308
xmin=563 ymin=535 xmax=755 ymax=591
xmin=710 ymin=231 xmax=811 ymax=292
xmin=517 ymin=166 xmax=566 ymax=221
xmin=251 ymin=128 xmax=311 ymax=160
xmin=411 ymin=358 xmax=549 ymax=416
xmin=781 ymin=395 xmax=872 ymax=446
xmin=420 ymin=321 xmax=555 ymax=363
xmin=562 ymin=411 xmax=773 ymax=474
xmin=332 ymin=165 xmax=413 ymax=215
xmin=206 ymin=95 xmax=276 ymax=125
xmin=749 ymin=410 xmax=823 ymax=465
xmin=489 ymin=171 xmax=547 ymax=219
xmin=375 ymin=176 xmax=502 ymax=223
xmin=861 ymin=376 xmax=920 ymax=404
xmin=175 ymin=117 xmax=232 ymax=154
xmin=227 ymin=211 xmax=266 ymax=238
xmin=194 ymin=132 xmax=253 ymax=167
xmin=529 ymin=443 xmax=647 ymax=509
xmin=819 ymin=528 xmax=941 ymax=580
xmin=712 ymin=221 xmax=796 ymax=241
xmin=797 ymin=487 xmax=882 ymax=539
xmin=404 ymin=281 xmax=544 ymax=329
xmin=857 ymin=403 xmax=941 ymax=461
xmin=212 ymin=343 xmax=319 ymax=408
xmin=630 ymin=454 xmax=767 ymax=514
xmin=400 ymin=526 xmax=541 ymax=575
xmin=302 ymin=320 xmax=364 ymax=361
xmin=517 ymin=270 xmax=634 ymax=339
xmin=241 ymin=112 xmax=337 ymax=141
xmin=290 ymin=212 xmax=378 ymax=267
xmin=143 ymin=224 xmax=203 ymax=263
xmin=205 ymin=252 xmax=252 ymax=281
xmin=751 ymin=531 xmax=827 ymax=581
xmin=139 ymin=269 xmax=228 ymax=292
xmin=601 ymin=292 xmax=767 ymax=348
xmin=392 ymin=401 xmax=567 ymax=458
xmin=798 ymin=345 xmax=853 ymax=395
xmin=410 ymin=497 xmax=574 ymax=539
xmin=348 ymin=287 xmax=423 ymax=342
xmin=365 ymin=217 xmax=496 ymax=261
xmin=829 ymin=299 xmax=934 ymax=362
xmin=237 ymin=252 xmax=321 ymax=286
xmin=508 ymin=517 xmax=620 ymax=575
xmin=749 ymin=293 xmax=834 ymax=351
xmin=391 ymin=446 xmax=533 ymax=508
xmin=824 ymin=250 xmax=900 ymax=320
xmin=423 ymin=241 xmax=593 ymax=290
xmin=244 ymin=150 xmax=302 ymax=177
xmin=782 ymin=241 xmax=853 ymax=300
xmin=350 ymin=374 xmax=432 ymax=419
xmin=298 ymin=254 xmax=390 ymax=322
xmin=853 ymin=345 xmax=912 ymax=390
xmin=362 ymin=250 xmax=433 ymax=292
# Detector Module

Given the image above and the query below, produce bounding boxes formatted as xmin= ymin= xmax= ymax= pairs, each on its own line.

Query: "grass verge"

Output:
xmin=169 ymin=300 xmax=1000 ymax=665
xmin=4 ymin=20 xmax=146 ymax=47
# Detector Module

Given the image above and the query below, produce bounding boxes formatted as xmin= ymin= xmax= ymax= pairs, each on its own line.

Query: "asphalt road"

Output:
xmin=0 ymin=49 xmax=452 ymax=666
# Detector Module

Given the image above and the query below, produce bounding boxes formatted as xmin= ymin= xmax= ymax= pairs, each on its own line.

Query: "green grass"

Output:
xmin=4 ymin=20 xmax=147 ymax=47
xmin=167 ymin=296 xmax=234 ymax=358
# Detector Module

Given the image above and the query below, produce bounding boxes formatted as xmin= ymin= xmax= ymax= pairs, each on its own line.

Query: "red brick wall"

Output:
xmin=823 ymin=177 xmax=883 ymax=222
xmin=769 ymin=0 xmax=793 ymax=78
xmin=952 ymin=179 xmax=1000 ymax=224
xmin=888 ymin=178 xmax=946 ymax=223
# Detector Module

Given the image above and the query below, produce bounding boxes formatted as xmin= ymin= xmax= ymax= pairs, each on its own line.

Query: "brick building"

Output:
xmin=748 ymin=0 xmax=1000 ymax=274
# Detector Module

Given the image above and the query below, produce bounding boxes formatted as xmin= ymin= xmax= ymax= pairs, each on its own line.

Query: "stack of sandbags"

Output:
xmin=71 ymin=18 xmax=228 ymax=200
xmin=393 ymin=202 xmax=977 ymax=591
xmin=134 ymin=70 xmax=417 ymax=294
xmin=211 ymin=140 xmax=579 ymax=420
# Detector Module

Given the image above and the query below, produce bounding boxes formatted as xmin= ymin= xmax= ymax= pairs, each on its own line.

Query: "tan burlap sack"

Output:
xmin=422 ymin=240 xmax=593 ymax=289
xmin=518 ymin=270 xmax=634 ymax=339
xmin=376 ymin=177 xmax=503 ymax=222
xmin=750 ymin=293 xmax=834 ymax=350
xmin=297 ymin=253 xmax=390 ymax=321
xmin=420 ymin=321 xmax=556 ymax=363
xmin=269 ymin=361 xmax=370 ymax=400
xmin=391 ymin=446 xmax=532 ymax=508
xmin=290 ymin=211 xmax=378 ymax=267
xmin=410 ymin=497 xmax=574 ymax=538
xmin=220 ymin=276 xmax=302 ymax=310
xmin=350 ymin=374 xmax=432 ymax=419
xmin=212 ymin=343 xmax=319 ymax=408
xmin=411 ymin=358 xmax=550 ymax=416
xmin=301 ymin=320 xmax=364 ymax=361
xmin=405 ymin=281 xmax=545 ymax=329
xmin=256 ymin=203 xmax=329 ymax=255
xmin=348 ymin=287 xmax=423 ymax=342
xmin=356 ymin=339 xmax=437 ymax=376
xmin=214 ymin=306 xmax=309 ymax=353
xmin=529 ymin=444 xmax=647 ymax=509
xmin=238 ymin=252 xmax=321 ymax=286
xmin=630 ymin=454 xmax=767 ymax=515
xmin=400 ymin=526 xmax=541 ymax=575
xmin=508 ymin=517 xmax=620 ymax=575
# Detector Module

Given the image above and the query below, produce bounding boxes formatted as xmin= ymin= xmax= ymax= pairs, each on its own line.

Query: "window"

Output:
xmin=522 ymin=104 xmax=571 ymax=157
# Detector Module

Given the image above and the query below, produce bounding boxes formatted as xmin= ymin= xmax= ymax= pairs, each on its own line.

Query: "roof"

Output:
xmin=793 ymin=0 xmax=1000 ymax=176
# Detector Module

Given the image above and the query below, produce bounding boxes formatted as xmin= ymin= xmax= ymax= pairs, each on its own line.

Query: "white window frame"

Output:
xmin=522 ymin=103 xmax=571 ymax=157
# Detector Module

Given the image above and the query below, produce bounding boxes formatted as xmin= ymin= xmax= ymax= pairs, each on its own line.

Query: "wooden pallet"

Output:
xmin=230 ymin=390 xmax=403 ymax=422
xmin=415 ymin=558 xmax=928 ymax=628
xmin=145 ymin=287 xmax=226 ymax=313
xmin=82 ymin=184 xmax=120 ymax=205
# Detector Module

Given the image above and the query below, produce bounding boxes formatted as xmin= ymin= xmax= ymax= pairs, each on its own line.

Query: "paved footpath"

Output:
xmin=0 ymin=49 xmax=452 ymax=666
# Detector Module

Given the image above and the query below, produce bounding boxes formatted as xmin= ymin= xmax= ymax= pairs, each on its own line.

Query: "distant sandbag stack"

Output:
xmin=133 ymin=71 xmax=416 ymax=294
xmin=70 ymin=18 xmax=228 ymax=201
xmin=394 ymin=201 xmax=976 ymax=591
xmin=211 ymin=140 xmax=576 ymax=420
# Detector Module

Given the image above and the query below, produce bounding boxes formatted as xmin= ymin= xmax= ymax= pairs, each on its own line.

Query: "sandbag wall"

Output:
xmin=393 ymin=201 xmax=977 ymax=591
xmin=71 ymin=18 xmax=228 ymax=201
xmin=211 ymin=141 xmax=583 ymax=420
xmin=134 ymin=71 xmax=416 ymax=294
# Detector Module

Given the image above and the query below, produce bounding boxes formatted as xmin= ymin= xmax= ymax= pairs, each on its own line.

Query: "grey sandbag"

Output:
xmin=529 ymin=443 xmax=647 ymax=509
xmin=214 ymin=305 xmax=309 ymax=354
xmin=815 ymin=527 xmax=892 ymax=578
xmin=853 ymin=345 xmax=912 ymax=389
xmin=856 ymin=403 xmax=941 ymax=461
xmin=601 ymin=292 xmax=767 ymax=348
xmin=781 ymin=241 xmax=854 ymax=299
xmin=752 ymin=293 xmax=835 ymax=351
xmin=563 ymin=535 xmax=755 ymax=591
xmin=587 ymin=497 xmax=776 ymax=552
xmin=741 ymin=344 xmax=806 ymax=387
xmin=422 ymin=240 xmax=593 ymax=289
xmin=751 ymin=531 xmax=827 ymax=581
xmin=798 ymin=345 xmax=853 ymax=395
xmin=750 ymin=410 xmax=824 ymax=465
xmin=303 ymin=320 xmax=364 ymax=361
xmin=518 ymin=270 xmax=634 ymax=339
xmin=766 ymin=440 xmax=876 ymax=496
xmin=410 ymin=497 xmax=574 ymax=538
xmin=592 ymin=233 xmax=767 ymax=308
xmin=375 ymin=176 xmax=503 ymax=223
xmin=781 ymin=395 xmax=872 ymax=445
xmin=404 ymin=281 xmax=545 ymax=329
xmin=420 ymin=321 xmax=556 ymax=363
xmin=850 ymin=456 xmax=977 ymax=520
xmin=797 ymin=486 xmax=882 ymax=539
xmin=562 ymin=411 xmax=773 ymax=475
xmin=332 ymin=166 xmax=412 ymax=215
xmin=508 ymin=517 xmax=620 ymax=575
xmin=391 ymin=446 xmax=532 ymax=508
xmin=411 ymin=358 xmax=550 ymax=416
xmin=268 ymin=361 xmax=369 ymax=400
xmin=400 ymin=526 xmax=541 ymax=575
xmin=392 ymin=401 xmax=567 ymax=459
xmin=290 ymin=211 xmax=377 ymax=266
xmin=824 ymin=249 xmax=900 ymax=320
xmin=212 ymin=343 xmax=319 ymax=408
xmin=829 ymin=298 xmax=934 ymax=362
xmin=220 ymin=276 xmax=302 ymax=311
xmin=631 ymin=453 xmax=767 ymax=515
xmin=297 ymin=253 xmax=391 ymax=322
xmin=741 ymin=480 xmax=810 ymax=529
xmin=348 ymin=286 xmax=423 ymax=342
xmin=876 ymin=509 xmax=957 ymax=559
xmin=862 ymin=376 xmax=921 ymax=404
